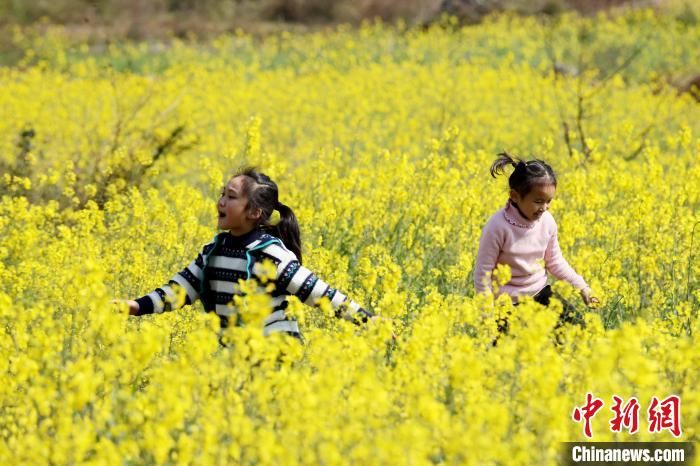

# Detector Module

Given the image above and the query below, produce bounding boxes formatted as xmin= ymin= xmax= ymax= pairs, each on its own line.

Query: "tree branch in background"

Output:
xmin=544 ymin=21 xmax=653 ymax=162
xmin=574 ymin=44 xmax=592 ymax=159
xmin=544 ymin=26 xmax=575 ymax=158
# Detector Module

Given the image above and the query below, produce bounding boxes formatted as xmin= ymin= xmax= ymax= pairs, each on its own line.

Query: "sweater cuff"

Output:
xmin=338 ymin=304 xmax=374 ymax=325
xmin=356 ymin=307 xmax=374 ymax=323
xmin=135 ymin=296 xmax=155 ymax=315
xmin=572 ymin=276 xmax=589 ymax=291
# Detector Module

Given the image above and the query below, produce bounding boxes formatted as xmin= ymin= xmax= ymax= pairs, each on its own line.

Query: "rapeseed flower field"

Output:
xmin=0 ymin=10 xmax=699 ymax=465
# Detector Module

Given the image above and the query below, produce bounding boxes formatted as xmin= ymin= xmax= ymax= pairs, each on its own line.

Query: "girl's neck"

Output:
xmin=510 ymin=200 xmax=531 ymax=222
xmin=504 ymin=199 xmax=536 ymax=229
xmin=228 ymin=225 xmax=257 ymax=237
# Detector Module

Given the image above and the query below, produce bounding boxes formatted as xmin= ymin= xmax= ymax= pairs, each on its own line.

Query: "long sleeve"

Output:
xmin=474 ymin=220 xmax=504 ymax=294
xmin=134 ymin=239 xmax=215 ymax=315
xmin=262 ymin=242 xmax=374 ymax=323
xmin=544 ymin=228 xmax=588 ymax=290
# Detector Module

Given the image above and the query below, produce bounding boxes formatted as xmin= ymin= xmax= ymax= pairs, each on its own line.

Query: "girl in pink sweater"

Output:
xmin=474 ymin=153 xmax=597 ymax=310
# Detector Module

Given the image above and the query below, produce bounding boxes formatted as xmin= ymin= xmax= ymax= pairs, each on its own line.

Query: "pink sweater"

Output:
xmin=474 ymin=200 xmax=587 ymax=298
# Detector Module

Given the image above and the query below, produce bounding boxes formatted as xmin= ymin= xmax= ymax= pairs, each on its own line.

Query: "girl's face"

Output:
xmin=217 ymin=176 xmax=261 ymax=234
xmin=510 ymin=183 xmax=556 ymax=221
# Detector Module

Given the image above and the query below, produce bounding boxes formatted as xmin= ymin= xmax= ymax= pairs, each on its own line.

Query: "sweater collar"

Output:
xmin=503 ymin=199 xmax=536 ymax=229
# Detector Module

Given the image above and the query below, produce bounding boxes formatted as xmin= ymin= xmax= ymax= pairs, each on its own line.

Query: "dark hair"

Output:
xmin=490 ymin=151 xmax=557 ymax=196
xmin=235 ymin=167 xmax=303 ymax=264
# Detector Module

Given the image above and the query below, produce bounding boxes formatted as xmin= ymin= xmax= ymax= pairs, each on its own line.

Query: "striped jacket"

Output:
xmin=134 ymin=228 xmax=372 ymax=337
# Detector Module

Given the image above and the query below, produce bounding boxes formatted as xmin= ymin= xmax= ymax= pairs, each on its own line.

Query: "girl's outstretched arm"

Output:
xmin=543 ymin=227 xmax=588 ymax=291
xmin=130 ymin=237 xmax=218 ymax=316
xmin=262 ymin=242 xmax=374 ymax=324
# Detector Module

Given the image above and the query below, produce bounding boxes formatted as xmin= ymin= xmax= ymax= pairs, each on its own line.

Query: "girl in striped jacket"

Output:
xmin=123 ymin=168 xmax=373 ymax=339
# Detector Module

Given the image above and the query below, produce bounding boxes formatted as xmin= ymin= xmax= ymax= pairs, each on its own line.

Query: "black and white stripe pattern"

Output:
xmin=135 ymin=229 xmax=372 ymax=337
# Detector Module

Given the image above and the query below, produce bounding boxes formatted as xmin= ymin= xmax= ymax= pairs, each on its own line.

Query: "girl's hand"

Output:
xmin=111 ymin=299 xmax=140 ymax=316
xmin=580 ymin=287 xmax=599 ymax=307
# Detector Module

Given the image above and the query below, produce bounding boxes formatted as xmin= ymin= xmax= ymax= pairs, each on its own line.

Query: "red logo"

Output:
xmin=609 ymin=396 xmax=640 ymax=434
xmin=648 ymin=395 xmax=682 ymax=437
xmin=573 ymin=394 xmax=682 ymax=438
xmin=572 ymin=392 xmax=605 ymax=438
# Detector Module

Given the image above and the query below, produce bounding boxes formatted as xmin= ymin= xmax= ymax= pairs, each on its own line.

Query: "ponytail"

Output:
xmin=489 ymin=151 xmax=557 ymax=196
xmin=490 ymin=151 xmax=521 ymax=178
xmin=272 ymin=202 xmax=303 ymax=264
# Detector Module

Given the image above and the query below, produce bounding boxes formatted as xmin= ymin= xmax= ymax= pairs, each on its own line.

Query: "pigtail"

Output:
xmin=490 ymin=151 xmax=557 ymax=196
xmin=490 ymin=151 xmax=520 ymax=178
xmin=273 ymin=202 xmax=303 ymax=264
